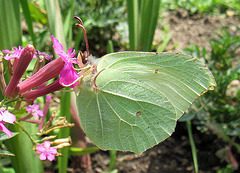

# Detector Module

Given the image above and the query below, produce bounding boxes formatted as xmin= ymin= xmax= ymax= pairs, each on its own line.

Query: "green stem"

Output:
xmin=109 ymin=150 xmax=117 ymax=170
xmin=0 ymin=97 xmax=6 ymax=107
xmin=187 ymin=120 xmax=199 ymax=173
xmin=58 ymin=91 xmax=71 ymax=173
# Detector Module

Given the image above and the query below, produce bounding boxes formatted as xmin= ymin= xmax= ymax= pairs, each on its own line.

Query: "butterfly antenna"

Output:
xmin=74 ymin=16 xmax=89 ymax=56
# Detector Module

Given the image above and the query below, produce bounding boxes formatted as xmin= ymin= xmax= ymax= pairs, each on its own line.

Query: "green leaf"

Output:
xmin=77 ymin=52 xmax=216 ymax=154
xmin=20 ymin=0 xmax=36 ymax=45
xmin=0 ymin=132 xmax=18 ymax=142
xmin=127 ymin=0 xmax=161 ymax=51
xmin=4 ymin=123 xmax=43 ymax=173
xmin=45 ymin=0 xmax=66 ymax=49
xmin=0 ymin=149 xmax=15 ymax=156
xmin=127 ymin=0 xmax=140 ymax=50
xmin=0 ymin=165 xmax=15 ymax=173
xmin=28 ymin=2 xmax=48 ymax=24
xmin=0 ymin=0 xmax=22 ymax=99
xmin=0 ymin=0 xmax=22 ymax=49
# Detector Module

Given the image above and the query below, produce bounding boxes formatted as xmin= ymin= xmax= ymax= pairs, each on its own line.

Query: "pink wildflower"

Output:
xmin=2 ymin=46 xmax=37 ymax=60
xmin=35 ymin=50 xmax=53 ymax=61
xmin=51 ymin=35 xmax=79 ymax=88
xmin=26 ymin=104 xmax=43 ymax=118
xmin=0 ymin=109 xmax=16 ymax=137
xmin=36 ymin=141 xmax=57 ymax=161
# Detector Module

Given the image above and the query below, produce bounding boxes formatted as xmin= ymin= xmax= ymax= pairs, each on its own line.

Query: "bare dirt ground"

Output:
xmin=90 ymin=123 xmax=225 ymax=173
xmin=154 ymin=9 xmax=240 ymax=53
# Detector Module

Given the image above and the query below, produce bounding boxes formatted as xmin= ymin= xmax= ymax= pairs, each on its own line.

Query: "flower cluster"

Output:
xmin=0 ymin=36 xmax=79 ymax=161
xmin=2 ymin=36 xmax=80 ymax=102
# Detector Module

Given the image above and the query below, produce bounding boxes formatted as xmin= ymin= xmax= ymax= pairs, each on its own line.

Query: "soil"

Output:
xmin=71 ymin=10 xmax=240 ymax=173
xmin=88 ymin=123 xmax=226 ymax=173
xmin=88 ymin=122 xmax=231 ymax=173
xmin=155 ymin=9 xmax=240 ymax=52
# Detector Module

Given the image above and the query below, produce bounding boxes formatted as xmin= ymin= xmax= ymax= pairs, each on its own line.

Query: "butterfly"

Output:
xmin=76 ymin=51 xmax=216 ymax=154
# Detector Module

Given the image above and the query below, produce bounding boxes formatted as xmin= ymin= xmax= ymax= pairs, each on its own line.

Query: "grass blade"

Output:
xmin=127 ymin=0 xmax=140 ymax=50
xmin=157 ymin=31 xmax=173 ymax=52
xmin=63 ymin=0 xmax=75 ymax=46
xmin=0 ymin=0 xmax=22 ymax=49
xmin=127 ymin=0 xmax=160 ymax=51
xmin=45 ymin=0 xmax=66 ymax=48
xmin=20 ymin=0 xmax=36 ymax=45
xmin=140 ymin=0 xmax=161 ymax=51
xmin=187 ymin=120 xmax=199 ymax=173
xmin=0 ymin=0 xmax=22 ymax=94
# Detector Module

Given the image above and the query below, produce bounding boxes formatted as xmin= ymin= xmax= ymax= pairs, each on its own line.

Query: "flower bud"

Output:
xmin=23 ymin=79 xmax=64 ymax=101
xmin=55 ymin=143 xmax=71 ymax=149
xmin=5 ymin=44 xmax=35 ymax=97
xmin=18 ymin=58 xmax=65 ymax=94
xmin=41 ymin=135 xmax=57 ymax=141
xmin=0 ymin=53 xmax=6 ymax=95
xmin=52 ymin=137 xmax=71 ymax=145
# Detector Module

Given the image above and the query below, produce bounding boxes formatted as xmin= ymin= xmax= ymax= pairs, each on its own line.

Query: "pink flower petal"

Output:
xmin=51 ymin=35 xmax=76 ymax=62
xmin=32 ymin=104 xmax=39 ymax=110
xmin=36 ymin=144 xmax=46 ymax=152
xmin=2 ymin=50 xmax=13 ymax=54
xmin=0 ymin=123 xmax=13 ymax=137
xmin=47 ymin=154 xmax=55 ymax=161
xmin=59 ymin=64 xmax=79 ymax=88
xmin=37 ymin=110 xmax=44 ymax=117
xmin=67 ymin=47 xmax=73 ymax=54
xmin=2 ymin=110 xmax=16 ymax=124
xmin=2 ymin=47 xmax=23 ymax=60
xmin=26 ymin=106 xmax=32 ymax=112
xmin=27 ymin=104 xmax=43 ymax=118
xmin=68 ymin=57 xmax=78 ymax=64
xmin=43 ymin=141 xmax=51 ymax=149
xmin=32 ymin=112 xmax=39 ymax=118
xmin=51 ymin=36 xmax=66 ymax=59
xmin=49 ymin=147 xmax=58 ymax=154
xmin=46 ymin=95 xmax=52 ymax=102
xmin=39 ymin=153 xmax=47 ymax=160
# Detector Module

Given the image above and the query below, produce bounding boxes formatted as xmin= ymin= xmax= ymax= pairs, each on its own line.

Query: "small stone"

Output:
xmin=95 ymin=167 xmax=102 ymax=173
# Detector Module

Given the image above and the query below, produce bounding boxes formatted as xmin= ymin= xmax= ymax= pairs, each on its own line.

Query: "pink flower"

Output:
xmin=35 ymin=50 xmax=53 ymax=61
xmin=36 ymin=141 xmax=57 ymax=161
xmin=51 ymin=35 xmax=79 ymax=88
xmin=2 ymin=46 xmax=37 ymax=60
xmin=26 ymin=104 xmax=43 ymax=118
xmin=0 ymin=109 xmax=16 ymax=137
